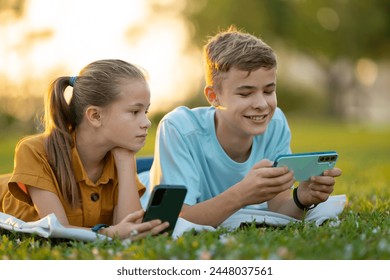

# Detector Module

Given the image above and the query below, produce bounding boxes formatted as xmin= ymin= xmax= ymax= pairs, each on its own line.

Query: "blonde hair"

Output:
xmin=44 ymin=59 xmax=146 ymax=208
xmin=204 ymin=26 xmax=277 ymax=89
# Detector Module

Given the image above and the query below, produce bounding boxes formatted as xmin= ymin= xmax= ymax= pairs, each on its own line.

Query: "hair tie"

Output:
xmin=69 ymin=76 xmax=77 ymax=87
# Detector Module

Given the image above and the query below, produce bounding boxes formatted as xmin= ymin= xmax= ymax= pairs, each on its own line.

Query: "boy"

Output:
xmin=149 ymin=27 xmax=342 ymax=228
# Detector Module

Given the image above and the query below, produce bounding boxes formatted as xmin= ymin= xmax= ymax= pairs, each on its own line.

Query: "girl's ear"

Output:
xmin=204 ymin=86 xmax=220 ymax=107
xmin=85 ymin=106 xmax=102 ymax=127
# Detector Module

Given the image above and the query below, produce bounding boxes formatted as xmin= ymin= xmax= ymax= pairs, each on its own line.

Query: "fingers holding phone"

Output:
xmin=297 ymin=166 xmax=342 ymax=206
xmin=298 ymin=179 xmax=333 ymax=205
xmin=249 ymin=159 xmax=292 ymax=181
xmin=323 ymin=167 xmax=342 ymax=178
xmin=126 ymin=219 xmax=170 ymax=241
xmin=126 ymin=208 xmax=171 ymax=237
xmin=104 ymin=210 xmax=169 ymax=240
xmin=239 ymin=159 xmax=295 ymax=205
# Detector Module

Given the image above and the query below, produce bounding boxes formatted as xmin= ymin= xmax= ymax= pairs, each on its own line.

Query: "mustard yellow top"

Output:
xmin=1 ymin=134 xmax=145 ymax=227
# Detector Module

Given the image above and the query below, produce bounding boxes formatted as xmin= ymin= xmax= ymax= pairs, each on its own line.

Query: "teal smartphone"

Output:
xmin=273 ymin=151 xmax=338 ymax=181
xmin=142 ymin=184 xmax=187 ymax=235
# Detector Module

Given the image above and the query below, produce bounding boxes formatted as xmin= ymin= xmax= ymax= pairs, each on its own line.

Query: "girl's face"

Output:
xmin=100 ymin=79 xmax=151 ymax=152
xmin=214 ymin=67 xmax=277 ymax=141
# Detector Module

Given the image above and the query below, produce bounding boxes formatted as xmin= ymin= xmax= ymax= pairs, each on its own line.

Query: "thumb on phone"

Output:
xmin=122 ymin=209 xmax=144 ymax=223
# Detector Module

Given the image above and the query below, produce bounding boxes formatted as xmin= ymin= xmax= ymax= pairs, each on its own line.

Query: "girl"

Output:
xmin=1 ymin=59 xmax=169 ymax=240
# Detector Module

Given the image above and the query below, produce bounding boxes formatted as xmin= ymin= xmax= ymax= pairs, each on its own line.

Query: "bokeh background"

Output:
xmin=1 ymin=0 xmax=389 ymax=173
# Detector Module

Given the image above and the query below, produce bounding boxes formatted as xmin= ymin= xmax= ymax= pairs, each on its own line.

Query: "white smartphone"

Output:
xmin=273 ymin=151 xmax=338 ymax=181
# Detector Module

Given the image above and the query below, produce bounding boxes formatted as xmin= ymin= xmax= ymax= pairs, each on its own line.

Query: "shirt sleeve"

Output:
xmin=150 ymin=119 xmax=201 ymax=205
xmin=8 ymin=137 xmax=57 ymax=206
xmin=277 ymin=110 xmax=292 ymax=155
xmin=266 ymin=108 xmax=292 ymax=161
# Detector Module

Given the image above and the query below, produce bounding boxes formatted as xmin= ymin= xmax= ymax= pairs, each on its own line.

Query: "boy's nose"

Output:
xmin=253 ymin=93 xmax=268 ymax=109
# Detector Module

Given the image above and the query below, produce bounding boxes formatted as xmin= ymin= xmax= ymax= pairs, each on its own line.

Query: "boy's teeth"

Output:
xmin=249 ymin=115 xmax=265 ymax=120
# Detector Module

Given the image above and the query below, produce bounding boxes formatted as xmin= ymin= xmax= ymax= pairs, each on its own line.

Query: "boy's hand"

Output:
xmin=296 ymin=168 xmax=342 ymax=207
xmin=238 ymin=159 xmax=295 ymax=206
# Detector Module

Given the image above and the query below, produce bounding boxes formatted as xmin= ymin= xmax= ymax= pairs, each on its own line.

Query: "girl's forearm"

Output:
xmin=114 ymin=158 xmax=142 ymax=224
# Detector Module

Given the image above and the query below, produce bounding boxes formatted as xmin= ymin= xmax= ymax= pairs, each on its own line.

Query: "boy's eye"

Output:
xmin=238 ymin=92 xmax=251 ymax=97
xmin=264 ymin=86 xmax=276 ymax=95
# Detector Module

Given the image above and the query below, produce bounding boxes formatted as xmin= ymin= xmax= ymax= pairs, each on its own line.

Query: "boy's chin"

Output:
xmin=247 ymin=125 xmax=269 ymax=136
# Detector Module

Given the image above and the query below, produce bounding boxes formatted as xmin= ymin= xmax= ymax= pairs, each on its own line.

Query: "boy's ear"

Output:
xmin=204 ymin=86 xmax=219 ymax=107
xmin=85 ymin=106 xmax=102 ymax=127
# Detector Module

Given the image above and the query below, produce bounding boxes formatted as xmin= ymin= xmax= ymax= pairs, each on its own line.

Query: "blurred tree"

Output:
xmin=0 ymin=0 xmax=54 ymax=134
xmin=183 ymin=0 xmax=390 ymax=118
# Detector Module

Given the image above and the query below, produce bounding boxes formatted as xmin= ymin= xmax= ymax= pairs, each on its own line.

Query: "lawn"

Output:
xmin=0 ymin=117 xmax=389 ymax=260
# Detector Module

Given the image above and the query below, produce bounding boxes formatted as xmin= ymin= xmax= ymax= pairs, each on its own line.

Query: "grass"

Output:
xmin=0 ymin=117 xmax=389 ymax=260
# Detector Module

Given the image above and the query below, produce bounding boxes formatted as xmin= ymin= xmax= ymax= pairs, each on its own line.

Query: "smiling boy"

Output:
xmin=149 ymin=26 xmax=342 ymax=228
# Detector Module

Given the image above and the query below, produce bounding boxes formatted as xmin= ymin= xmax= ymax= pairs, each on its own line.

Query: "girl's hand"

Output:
xmin=111 ymin=147 xmax=136 ymax=164
xmin=296 ymin=168 xmax=342 ymax=207
xmin=103 ymin=209 xmax=170 ymax=240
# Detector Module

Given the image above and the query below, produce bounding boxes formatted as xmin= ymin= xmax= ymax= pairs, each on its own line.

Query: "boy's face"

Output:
xmin=213 ymin=67 xmax=277 ymax=139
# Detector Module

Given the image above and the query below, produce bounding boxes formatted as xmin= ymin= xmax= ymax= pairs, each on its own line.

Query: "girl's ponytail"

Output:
xmin=44 ymin=77 xmax=79 ymax=208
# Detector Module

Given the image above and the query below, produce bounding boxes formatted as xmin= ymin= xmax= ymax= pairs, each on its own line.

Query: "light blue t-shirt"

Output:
xmin=149 ymin=106 xmax=292 ymax=209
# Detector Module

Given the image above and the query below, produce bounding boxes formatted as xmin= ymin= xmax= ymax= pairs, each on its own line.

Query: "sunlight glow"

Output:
xmin=355 ymin=58 xmax=378 ymax=87
xmin=0 ymin=0 xmax=202 ymax=113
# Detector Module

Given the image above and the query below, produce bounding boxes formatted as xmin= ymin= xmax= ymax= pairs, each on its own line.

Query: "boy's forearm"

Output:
xmin=267 ymin=190 xmax=304 ymax=219
xmin=180 ymin=187 xmax=243 ymax=228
